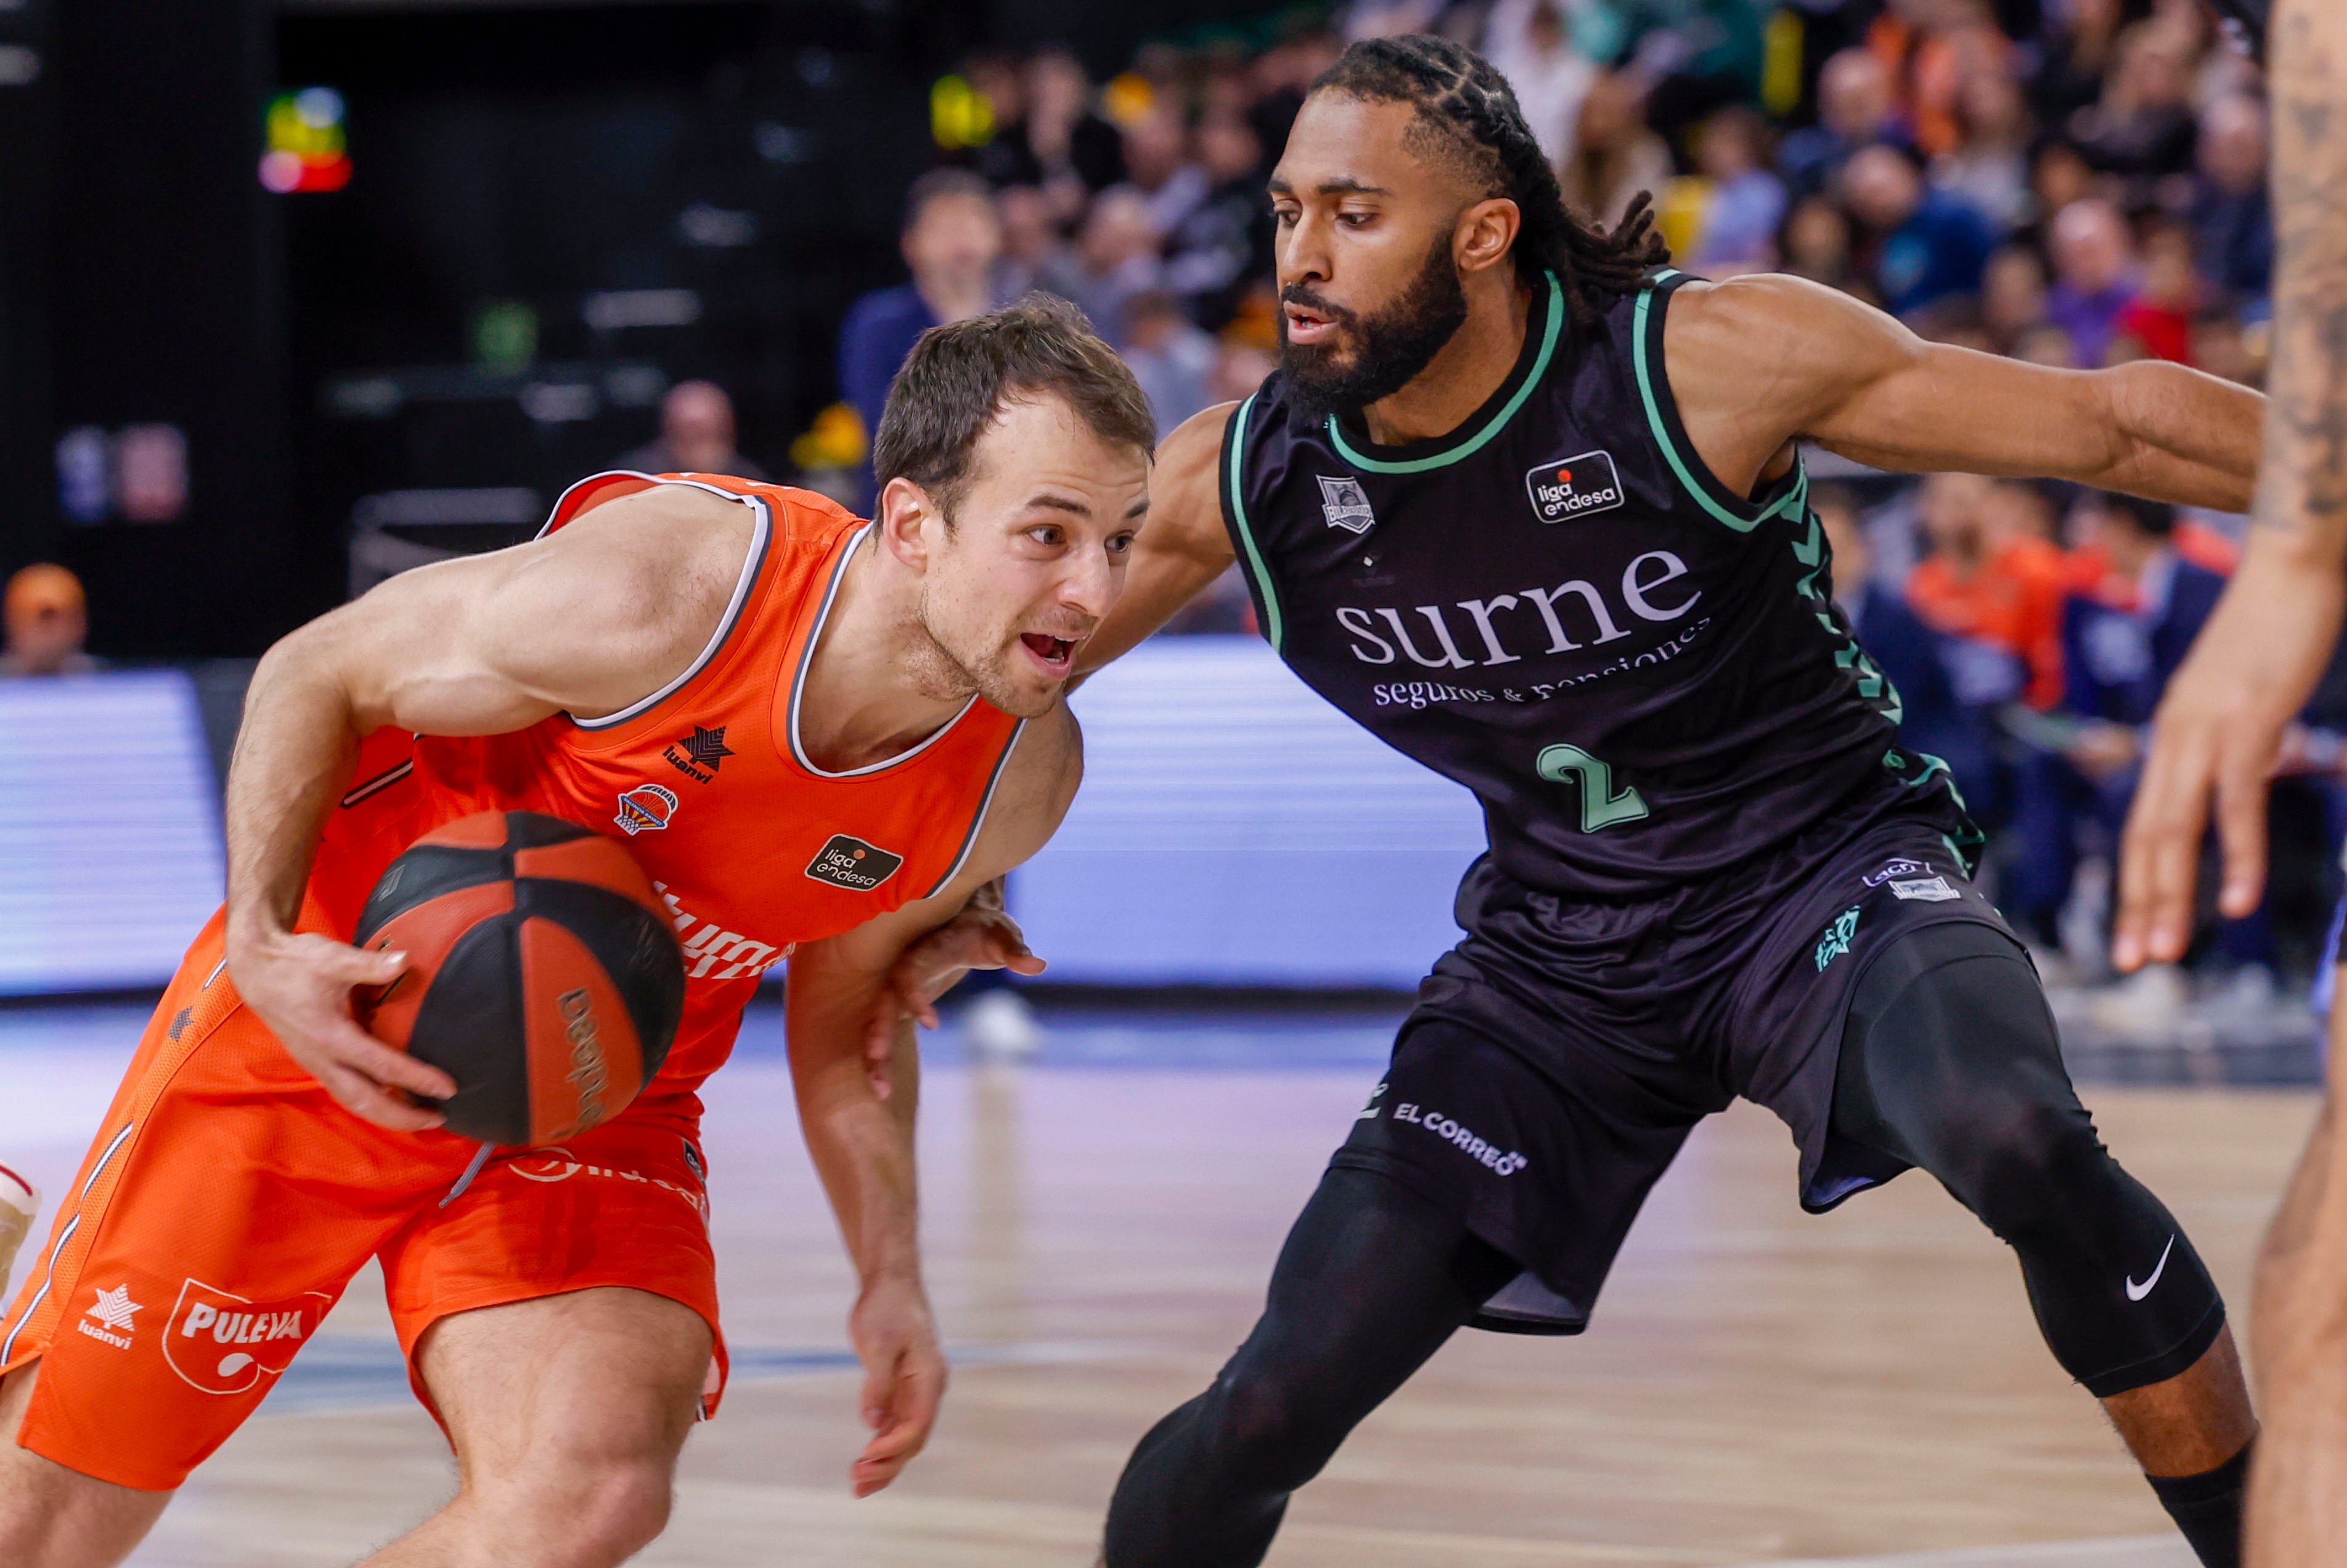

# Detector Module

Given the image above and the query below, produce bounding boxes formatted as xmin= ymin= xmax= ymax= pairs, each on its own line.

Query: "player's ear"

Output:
xmin=1455 ymin=196 xmax=1519 ymax=277
xmin=876 ymin=476 xmax=944 ymax=570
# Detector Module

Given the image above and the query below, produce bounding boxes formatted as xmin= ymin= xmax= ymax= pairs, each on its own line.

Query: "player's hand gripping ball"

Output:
xmin=353 ymin=811 xmax=686 ymax=1146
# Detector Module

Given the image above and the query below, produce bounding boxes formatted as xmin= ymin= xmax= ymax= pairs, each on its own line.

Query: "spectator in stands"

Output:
xmin=1480 ymin=0 xmax=1597 ymax=165
xmin=992 ymin=183 xmax=1059 ymax=301
xmin=1024 ymin=47 xmax=1126 ymax=205
xmin=1 ymin=565 xmax=96 ymax=677
xmin=1559 ymin=70 xmax=1672 ymax=230
xmin=2028 ymin=0 xmax=2124 ymax=128
xmin=2044 ymin=197 xmax=2138 ymax=367
xmin=1906 ymin=471 xmax=2067 ymax=716
xmin=1778 ymin=194 xmax=1863 ymax=296
xmin=1039 ymin=186 xmax=1164 ymax=348
xmin=836 ymin=169 xmax=1005 ymax=491
xmin=2065 ymin=20 xmax=2199 ymax=192
xmin=2191 ymin=94 xmax=2274 ymax=305
xmin=1930 ymin=62 xmax=2033 ymax=230
xmin=1120 ymin=102 xmax=1209 ymax=240
xmin=1688 ymin=107 xmax=1785 ymax=273
xmin=2007 ymin=492 xmax=2228 ymax=951
xmin=1164 ymin=109 xmax=1271 ymax=329
xmin=1820 ymin=484 xmax=1985 ymax=801
xmin=2110 ymin=220 xmax=2199 ymax=365
xmin=1779 ymin=49 xmax=1903 ymax=202
xmin=618 ymin=380 xmax=769 ymax=483
xmin=1121 ymin=290 xmax=1217 ymax=436
xmin=1981 ymin=245 xmax=2049 ymax=352
xmin=1867 ymin=0 xmax=2012 ymax=161
xmin=1840 ymin=143 xmax=1999 ymax=317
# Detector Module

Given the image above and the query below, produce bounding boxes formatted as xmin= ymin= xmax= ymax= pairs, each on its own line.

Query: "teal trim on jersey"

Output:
xmin=1633 ymin=272 xmax=1765 ymax=534
xmin=1223 ymin=394 xmax=1284 ymax=651
xmin=1323 ymin=272 xmax=1565 ymax=474
xmin=1631 ymin=271 xmax=1816 ymax=537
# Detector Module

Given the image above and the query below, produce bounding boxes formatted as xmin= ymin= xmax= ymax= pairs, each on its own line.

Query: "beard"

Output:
xmin=1278 ymin=232 xmax=1472 ymax=423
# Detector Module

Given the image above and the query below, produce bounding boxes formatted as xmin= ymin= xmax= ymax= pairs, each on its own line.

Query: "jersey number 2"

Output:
xmin=1535 ymin=744 xmax=1651 ymax=832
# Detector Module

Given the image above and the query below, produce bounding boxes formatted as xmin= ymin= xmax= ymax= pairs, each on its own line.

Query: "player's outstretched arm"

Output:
xmin=224 ymin=484 xmax=754 ymax=1129
xmin=2115 ymin=0 xmax=2347 ymax=977
xmin=1072 ymin=401 xmax=1239 ymax=676
xmin=783 ymin=705 xmax=1082 ymax=1498
xmin=1666 ymin=272 xmax=2264 ymax=511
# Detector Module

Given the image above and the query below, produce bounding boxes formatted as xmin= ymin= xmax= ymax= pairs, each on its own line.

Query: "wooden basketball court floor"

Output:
xmin=0 ymin=1001 xmax=2317 ymax=1567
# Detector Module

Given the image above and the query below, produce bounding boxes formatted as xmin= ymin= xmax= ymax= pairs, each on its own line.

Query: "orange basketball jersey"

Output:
xmin=310 ymin=472 xmax=1027 ymax=1092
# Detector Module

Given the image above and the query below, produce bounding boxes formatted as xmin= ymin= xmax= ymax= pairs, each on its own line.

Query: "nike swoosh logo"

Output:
xmin=2126 ymin=1235 xmax=2176 ymax=1302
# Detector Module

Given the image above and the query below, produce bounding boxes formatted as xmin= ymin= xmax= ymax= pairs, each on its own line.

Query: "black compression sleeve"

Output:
xmin=1101 ymin=1164 xmax=1519 ymax=1568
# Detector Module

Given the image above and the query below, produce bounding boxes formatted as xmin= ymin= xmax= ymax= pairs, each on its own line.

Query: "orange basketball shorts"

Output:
xmin=0 ymin=910 xmax=729 ymax=1491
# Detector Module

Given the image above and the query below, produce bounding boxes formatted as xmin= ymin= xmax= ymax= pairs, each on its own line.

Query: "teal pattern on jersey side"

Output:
xmin=1786 ymin=484 xmax=1906 ymax=725
xmin=1882 ymin=748 xmax=1985 ymax=875
xmin=1223 ymin=394 xmax=1284 ymax=652
xmin=1325 ymin=272 xmax=1565 ymax=474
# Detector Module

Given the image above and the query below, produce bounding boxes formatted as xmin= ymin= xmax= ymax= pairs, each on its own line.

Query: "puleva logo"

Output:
xmin=614 ymin=783 xmax=679 ymax=836
xmin=1524 ymin=449 xmax=1625 ymax=524
xmin=163 ymin=1279 xmax=330 ymax=1395
xmin=804 ymin=834 xmax=905 ymax=891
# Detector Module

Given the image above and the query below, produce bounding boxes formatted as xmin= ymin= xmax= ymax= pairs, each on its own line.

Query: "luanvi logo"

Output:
xmin=1524 ymin=449 xmax=1625 ymax=523
xmin=664 ymin=724 xmax=735 ymax=783
xmin=804 ymin=835 xmax=905 ymax=892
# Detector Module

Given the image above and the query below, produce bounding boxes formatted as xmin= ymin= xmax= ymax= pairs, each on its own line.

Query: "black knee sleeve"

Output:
xmin=1103 ymin=1166 xmax=1517 ymax=1568
xmin=1834 ymin=923 xmax=2225 ymax=1396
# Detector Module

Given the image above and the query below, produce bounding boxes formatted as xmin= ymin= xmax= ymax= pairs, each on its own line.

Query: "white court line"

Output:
xmin=1744 ymin=1537 xmax=2190 ymax=1567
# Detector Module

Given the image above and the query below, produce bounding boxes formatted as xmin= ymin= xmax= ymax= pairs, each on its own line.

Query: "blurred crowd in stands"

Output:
xmin=806 ymin=0 xmax=2329 ymax=1008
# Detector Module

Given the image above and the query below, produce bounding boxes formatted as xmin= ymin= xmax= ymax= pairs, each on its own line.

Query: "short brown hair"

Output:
xmin=873 ymin=293 xmax=1156 ymax=519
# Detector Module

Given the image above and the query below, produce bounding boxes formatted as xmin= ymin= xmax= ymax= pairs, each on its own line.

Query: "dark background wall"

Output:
xmin=0 ymin=0 xmax=1286 ymax=659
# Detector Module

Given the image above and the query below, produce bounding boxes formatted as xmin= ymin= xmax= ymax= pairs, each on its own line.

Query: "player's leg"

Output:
xmin=367 ymin=1105 xmax=723 ymax=1567
xmin=1833 ymin=921 xmax=2255 ymax=1566
xmin=0 ymin=1361 xmax=171 ymax=1568
xmin=1103 ymin=1005 xmax=1704 ymax=1568
xmin=0 ymin=920 xmax=447 ymax=1564
xmin=362 ymin=1287 xmax=711 ymax=1568
xmin=1100 ymin=1164 xmax=1519 ymax=1568
xmin=2242 ymin=971 xmax=2347 ymax=1565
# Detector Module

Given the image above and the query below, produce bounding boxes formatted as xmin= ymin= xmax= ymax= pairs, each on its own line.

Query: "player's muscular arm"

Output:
xmin=785 ymin=706 xmax=1081 ymax=1497
xmin=1074 ymin=402 xmax=1237 ymax=675
xmin=224 ymin=486 xmax=753 ymax=1130
xmin=1665 ymin=274 xmax=2263 ymax=510
xmin=2118 ymin=0 xmax=2347 ymax=974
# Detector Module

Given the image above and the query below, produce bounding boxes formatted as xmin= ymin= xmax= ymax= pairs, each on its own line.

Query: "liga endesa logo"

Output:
xmin=1523 ymin=449 xmax=1626 ymax=523
xmin=161 ymin=1278 xmax=330 ymax=1395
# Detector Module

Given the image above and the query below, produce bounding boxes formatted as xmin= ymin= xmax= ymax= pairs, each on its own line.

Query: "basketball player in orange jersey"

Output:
xmin=0 ymin=294 xmax=1155 ymax=1568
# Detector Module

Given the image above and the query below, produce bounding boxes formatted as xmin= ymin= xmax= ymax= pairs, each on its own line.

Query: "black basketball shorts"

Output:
xmin=1334 ymin=803 xmax=2015 ymax=1334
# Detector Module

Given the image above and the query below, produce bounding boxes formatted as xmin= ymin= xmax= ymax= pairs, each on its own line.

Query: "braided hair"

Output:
xmin=1310 ymin=35 xmax=1667 ymax=322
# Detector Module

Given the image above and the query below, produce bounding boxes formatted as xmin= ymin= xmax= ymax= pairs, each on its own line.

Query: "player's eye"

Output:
xmin=1027 ymin=525 xmax=1063 ymax=547
xmin=1107 ymin=532 xmax=1135 ymax=556
xmin=1338 ymin=210 xmax=1373 ymax=228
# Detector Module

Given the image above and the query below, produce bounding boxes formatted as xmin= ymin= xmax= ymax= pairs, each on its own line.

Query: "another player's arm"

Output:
xmin=224 ymin=488 xmax=749 ymax=1129
xmin=782 ymin=704 xmax=1082 ymax=1498
xmin=2115 ymin=5 xmax=2347 ymax=973
xmin=1665 ymin=273 xmax=2263 ymax=510
xmin=1072 ymin=402 xmax=1238 ymax=675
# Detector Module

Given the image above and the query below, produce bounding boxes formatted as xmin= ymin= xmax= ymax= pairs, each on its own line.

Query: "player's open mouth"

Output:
xmin=1019 ymin=632 xmax=1077 ymax=672
xmin=1283 ymin=304 xmax=1338 ymax=345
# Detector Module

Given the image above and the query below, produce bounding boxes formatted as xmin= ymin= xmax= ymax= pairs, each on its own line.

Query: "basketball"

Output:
xmin=352 ymin=810 xmax=685 ymax=1147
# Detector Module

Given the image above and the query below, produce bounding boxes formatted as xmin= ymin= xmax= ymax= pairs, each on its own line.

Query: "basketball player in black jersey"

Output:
xmin=1049 ymin=35 xmax=2266 ymax=1568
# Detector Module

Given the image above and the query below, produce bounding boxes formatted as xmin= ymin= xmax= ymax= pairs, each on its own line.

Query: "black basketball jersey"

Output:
xmin=1222 ymin=267 xmax=1970 ymax=900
